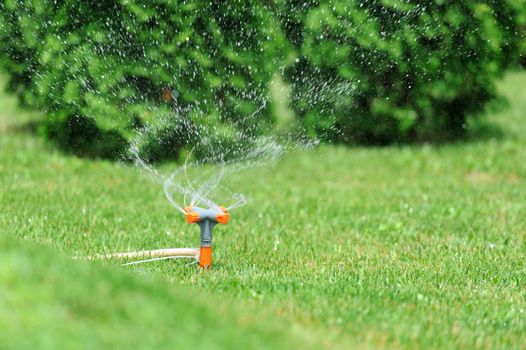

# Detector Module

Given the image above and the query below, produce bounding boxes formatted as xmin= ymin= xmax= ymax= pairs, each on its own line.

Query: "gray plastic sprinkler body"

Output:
xmin=184 ymin=205 xmax=230 ymax=268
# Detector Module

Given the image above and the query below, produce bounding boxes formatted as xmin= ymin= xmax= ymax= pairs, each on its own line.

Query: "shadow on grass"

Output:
xmin=3 ymin=119 xmax=40 ymax=135
xmin=426 ymin=94 xmax=511 ymax=150
xmin=464 ymin=95 xmax=510 ymax=144
xmin=466 ymin=118 xmax=508 ymax=143
xmin=2 ymin=117 xmax=128 ymax=162
xmin=1 ymin=86 xmax=514 ymax=161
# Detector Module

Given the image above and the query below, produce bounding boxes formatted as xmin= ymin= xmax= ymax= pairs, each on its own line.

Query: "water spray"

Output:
xmin=84 ymin=127 xmax=299 ymax=269
xmin=83 ymin=133 xmax=311 ymax=268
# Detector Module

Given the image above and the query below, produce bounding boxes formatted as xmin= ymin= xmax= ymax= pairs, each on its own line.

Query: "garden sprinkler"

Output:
xmin=184 ymin=205 xmax=230 ymax=268
xmin=83 ymin=153 xmax=244 ymax=268
xmin=85 ymin=204 xmax=231 ymax=269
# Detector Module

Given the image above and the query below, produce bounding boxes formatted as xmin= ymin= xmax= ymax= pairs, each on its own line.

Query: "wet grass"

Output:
xmin=1 ymin=72 xmax=526 ymax=349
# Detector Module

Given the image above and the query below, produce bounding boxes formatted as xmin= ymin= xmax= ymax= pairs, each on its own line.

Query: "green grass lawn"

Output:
xmin=1 ymin=72 xmax=526 ymax=349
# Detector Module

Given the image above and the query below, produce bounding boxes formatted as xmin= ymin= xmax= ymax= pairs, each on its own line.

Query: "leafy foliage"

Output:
xmin=0 ymin=0 xmax=525 ymax=156
xmin=281 ymin=0 xmax=526 ymax=144
xmin=0 ymin=0 xmax=285 ymax=160
xmin=518 ymin=8 xmax=526 ymax=67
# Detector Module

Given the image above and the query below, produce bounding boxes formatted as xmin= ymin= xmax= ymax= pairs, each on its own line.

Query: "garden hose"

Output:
xmin=85 ymin=205 xmax=230 ymax=268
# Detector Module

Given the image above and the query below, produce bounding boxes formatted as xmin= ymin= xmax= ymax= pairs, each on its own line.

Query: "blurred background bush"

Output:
xmin=281 ymin=0 xmax=526 ymax=144
xmin=0 ymin=0 xmax=524 ymax=160
xmin=0 ymin=0 xmax=286 ymax=161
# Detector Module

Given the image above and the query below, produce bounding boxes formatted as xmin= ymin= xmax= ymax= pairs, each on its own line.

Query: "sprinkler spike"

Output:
xmin=199 ymin=246 xmax=212 ymax=268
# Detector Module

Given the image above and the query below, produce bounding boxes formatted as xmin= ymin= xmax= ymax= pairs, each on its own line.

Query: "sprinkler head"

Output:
xmin=184 ymin=206 xmax=229 ymax=268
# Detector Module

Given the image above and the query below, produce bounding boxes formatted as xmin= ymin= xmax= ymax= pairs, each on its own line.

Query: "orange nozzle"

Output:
xmin=216 ymin=206 xmax=230 ymax=224
xmin=199 ymin=246 xmax=212 ymax=268
xmin=184 ymin=206 xmax=199 ymax=224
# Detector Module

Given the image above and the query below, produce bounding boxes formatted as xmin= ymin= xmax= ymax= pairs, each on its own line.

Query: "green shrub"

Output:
xmin=281 ymin=0 xmax=526 ymax=144
xmin=517 ymin=7 xmax=526 ymax=67
xmin=1 ymin=1 xmax=524 ymax=154
xmin=0 ymin=0 xmax=285 ymax=160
